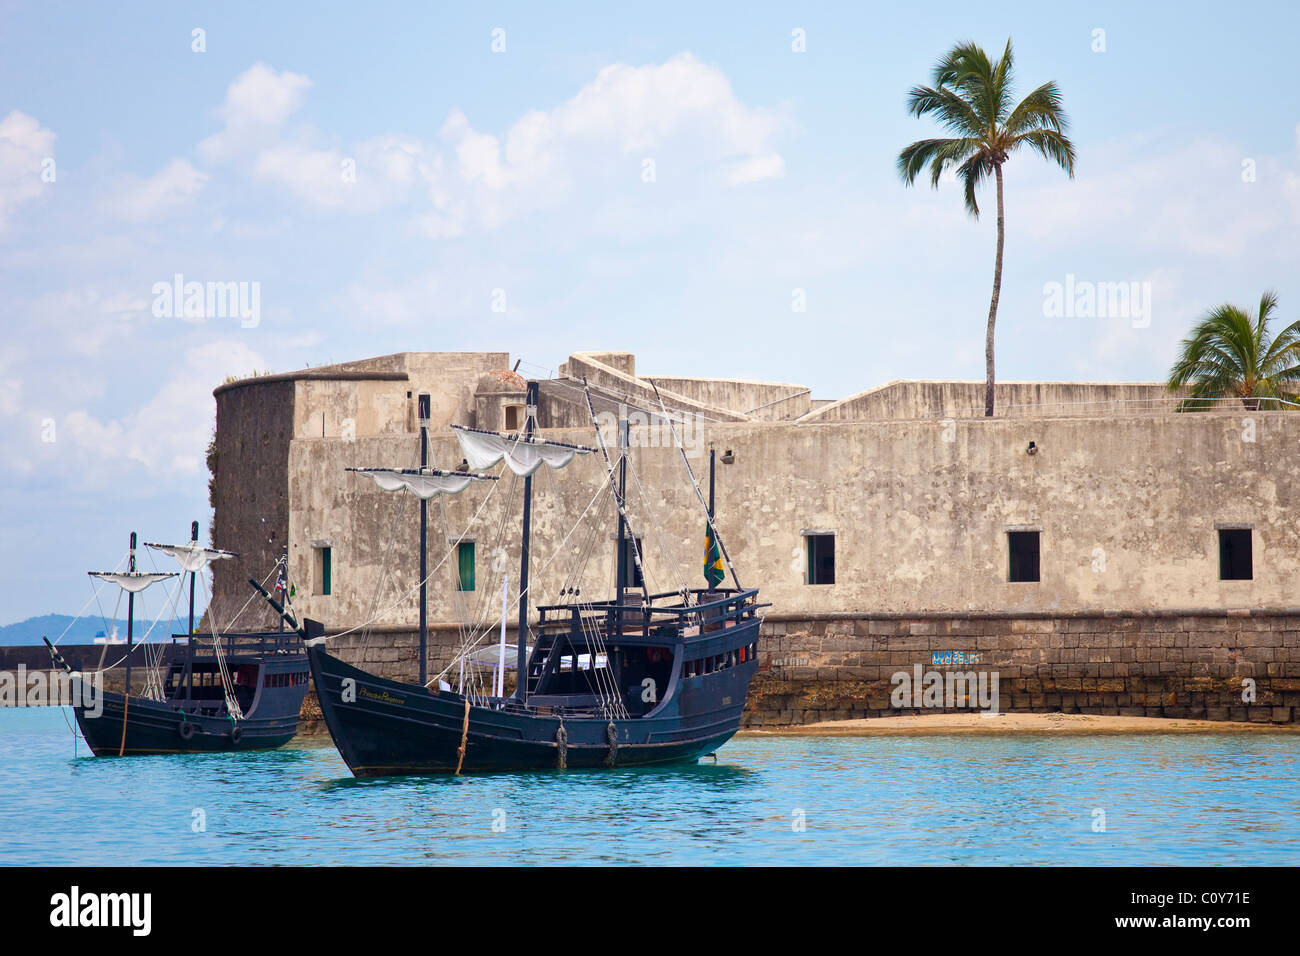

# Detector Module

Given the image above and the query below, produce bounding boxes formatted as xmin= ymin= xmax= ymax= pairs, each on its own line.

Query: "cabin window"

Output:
xmin=505 ymin=404 xmax=523 ymax=431
xmin=315 ymin=546 xmax=332 ymax=596
xmin=1008 ymin=531 xmax=1040 ymax=583
xmin=805 ymin=533 xmax=835 ymax=585
xmin=457 ymin=542 xmax=476 ymax=591
xmin=1219 ymin=528 xmax=1252 ymax=580
xmin=620 ymin=536 xmax=644 ymax=590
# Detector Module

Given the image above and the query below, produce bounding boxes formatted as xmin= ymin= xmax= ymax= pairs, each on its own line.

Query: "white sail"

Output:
xmin=452 ymin=426 xmax=591 ymax=477
xmin=348 ymin=467 xmax=494 ymax=500
xmin=144 ymin=541 xmax=237 ymax=573
xmin=88 ymin=571 xmax=177 ymax=593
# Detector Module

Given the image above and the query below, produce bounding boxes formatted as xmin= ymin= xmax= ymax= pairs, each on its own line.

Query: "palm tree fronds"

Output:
xmin=1004 ymin=81 xmax=1069 ymax=135
xmin=1012 ymin=128 xmax=1077 ymax=176
xmin=1168 ymin=295 xmax=1300 ymax=411
xmin=957 ymin=152 xmax=991 ymax=217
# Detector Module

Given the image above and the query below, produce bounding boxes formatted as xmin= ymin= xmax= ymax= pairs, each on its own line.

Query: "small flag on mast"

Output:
xmin=704 ymin=521 xmax=725 ymax=589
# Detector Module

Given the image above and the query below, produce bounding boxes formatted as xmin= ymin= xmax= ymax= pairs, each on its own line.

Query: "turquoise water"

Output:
xmin=3 ymin=708 xmax=1297 ymax=865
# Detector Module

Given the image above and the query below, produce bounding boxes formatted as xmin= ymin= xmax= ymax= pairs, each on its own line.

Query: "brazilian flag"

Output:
xmin=704 ymin=521 xmax=725 ymax=589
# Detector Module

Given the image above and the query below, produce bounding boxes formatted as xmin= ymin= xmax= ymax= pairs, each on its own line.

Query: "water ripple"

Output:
xmin=2 ymin=710 xmax=1297 ymax=865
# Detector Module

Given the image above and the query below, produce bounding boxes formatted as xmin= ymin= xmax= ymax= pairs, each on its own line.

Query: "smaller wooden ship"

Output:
xmin=45 ymin=523 xmax=309 ymax=756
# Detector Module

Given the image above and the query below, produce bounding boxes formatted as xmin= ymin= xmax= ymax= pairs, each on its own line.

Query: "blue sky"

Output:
xmin=2 ymin=0 xmax=1298 ymax=621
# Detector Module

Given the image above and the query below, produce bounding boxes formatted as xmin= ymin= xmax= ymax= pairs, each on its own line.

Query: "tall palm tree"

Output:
xmin=898 ymin=39 xmax=1076 ymax=416
xmin=1167 ymin=291 xmax=1300 ymax=410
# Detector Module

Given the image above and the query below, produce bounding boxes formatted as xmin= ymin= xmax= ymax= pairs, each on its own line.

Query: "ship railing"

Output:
xmin=173 ymin=631 xmax=304 ymax=658
xmin=536 ymin=587 xmax=766 ymax=642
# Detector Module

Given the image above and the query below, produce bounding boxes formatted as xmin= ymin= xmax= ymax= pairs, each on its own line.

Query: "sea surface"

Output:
xmin=3 ymin=708 xmax=1297 ymax=865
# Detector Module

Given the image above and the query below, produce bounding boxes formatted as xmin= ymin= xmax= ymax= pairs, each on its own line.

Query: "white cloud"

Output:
xmin=61 ymin=340 xmax=266 ymax=475
xmin=0 ymin=110 xmax=55 ymax=229
xmin=100 ymin=158 xmax=208 ymax=222
xmin=1011 ymin=134 xmax=1300 ymax=259
xmin=198 ymin=63 xmax=312 ymax=163
xmin=727 ymin=154 xmax=785 ymax=185
xmin=420 ymin=53 xmax=788 ymax=235
xmin=194 ymin=54 xmax=788 ymax=229
xmin=199 ymin=64 xmax=427 ymax=211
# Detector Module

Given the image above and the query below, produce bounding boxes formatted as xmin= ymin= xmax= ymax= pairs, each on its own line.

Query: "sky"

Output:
xmin=1 ymin=0 xmax=1298 ymax=622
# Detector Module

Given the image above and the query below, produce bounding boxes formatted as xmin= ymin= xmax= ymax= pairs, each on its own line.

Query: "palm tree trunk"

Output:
xmin=984 ymin=163 xmax=1006 ymax=417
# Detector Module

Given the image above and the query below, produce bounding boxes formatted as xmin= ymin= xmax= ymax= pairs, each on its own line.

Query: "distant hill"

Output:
xmin=0 ymin=614 xmax=191 ymax=646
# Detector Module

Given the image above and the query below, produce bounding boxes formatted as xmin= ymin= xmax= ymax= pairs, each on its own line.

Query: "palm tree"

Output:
xmin=898 ymin=39 xmax=1076 ymax=416
xmin=1167 ymin=291 xmax=1300 ymax=411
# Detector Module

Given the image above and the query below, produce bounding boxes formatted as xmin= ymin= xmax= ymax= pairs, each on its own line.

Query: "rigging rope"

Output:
xmin=650 ymin=381 xmax=741 ymax=588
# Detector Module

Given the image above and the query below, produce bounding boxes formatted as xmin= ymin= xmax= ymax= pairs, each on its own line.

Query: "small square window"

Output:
xmin=806 ymin=534 xmax=835 ymax=585
xmin=1218 ymin=529 xmax=1252 ymax=580
xmin=1008 ymin=531 xmax=1039 ymax=583
xmin=505 ymin=405 xmax=523 ymax=431
xmin=457 ymin=541 xmax=476 ymax=591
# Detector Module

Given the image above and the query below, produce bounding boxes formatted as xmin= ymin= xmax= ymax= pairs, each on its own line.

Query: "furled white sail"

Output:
xmin=144 ymin=542 xmax=237 ymax=573
xmin=348 ymin=467 xmax=492 ymax=500
xmin=452 ymin=426 xmax=590 ymax=478
xmin=88 ymin=571 xmax=177 ymax=593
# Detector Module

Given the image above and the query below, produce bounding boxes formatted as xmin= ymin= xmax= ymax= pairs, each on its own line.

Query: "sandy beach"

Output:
xmin=745 ymin=712 xmax=1300 ymax=736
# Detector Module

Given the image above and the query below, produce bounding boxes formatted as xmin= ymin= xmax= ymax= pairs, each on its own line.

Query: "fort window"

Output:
xmin=1007 ymin=531 xmax=1040 ymax=583
xmin=804 ymin=532 xmax=835 ymax=585
xmin=1218 ymin=528 xmax=1253 ymax=580
xmin=313 ymin=544 xmax=332 ymax=596
xmin=457 ymin=541 xmax=476 ymax=591
xmin=505 ymin=404 xmax=523 ymax=431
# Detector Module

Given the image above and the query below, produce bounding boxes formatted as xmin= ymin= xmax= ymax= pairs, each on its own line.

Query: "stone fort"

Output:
xmin=205 ymin=349 xmax=1300 ymax=725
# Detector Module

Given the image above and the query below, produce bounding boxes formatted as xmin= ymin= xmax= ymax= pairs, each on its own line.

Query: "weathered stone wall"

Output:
xmin=305 ymin=609 xmax=1300 ymax=726
xmin=286 ymin=410 xmax=1300 ymax=626
xmin=643 ymin=377 xmax=811 ymax=421
xmin=558 ymin=352 xmax=750 ymax=422
xmin=745 ymin=611 xmax=1300 ymax=726
xmin=206 ymin=377 xmax=297 ymax=631
xmin=803 ymin=380 xmax=1181 ymax=422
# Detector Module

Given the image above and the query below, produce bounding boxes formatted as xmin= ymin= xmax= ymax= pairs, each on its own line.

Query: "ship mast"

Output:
xmin=187 ymin=521 xmax=198 ymax=635
xmin=515 ymin=380 xmax=538 ymax=702
xmin=418 ymin=393 xmax=430 ymax=687
xmin=615 ymin=414 xmax=628 ymax=630
xmin=125 ymin=532 xmax=136 ymax=695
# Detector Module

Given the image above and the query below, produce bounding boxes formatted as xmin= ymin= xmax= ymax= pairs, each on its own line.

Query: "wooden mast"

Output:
xmin=125 ymin=531 xmax=136 ymax=696
xmin=186 ymin=521 xmax=198 ymax=635
xmin=514 ymin=381 xmax=538 ymax=702
xmin=418 ymin=393 xmax=430 ymax=687
xmin=615 ymin=415 xmax=628 ymax=632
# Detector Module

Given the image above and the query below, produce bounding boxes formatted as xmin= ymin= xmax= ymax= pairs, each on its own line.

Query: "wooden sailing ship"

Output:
xmin=46 ymin=524 xmax=309 ymax=756
xmin=263 ymin=383 xmax=766 ymax=775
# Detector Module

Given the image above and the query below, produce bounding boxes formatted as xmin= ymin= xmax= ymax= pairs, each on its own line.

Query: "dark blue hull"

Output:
xmin=73 ymin=690 xmax=305 ymax=756
xmin=69 ymin=630 xmax=310 ymax=757
xmin=307 ymin=617 xmax=761 ymax=776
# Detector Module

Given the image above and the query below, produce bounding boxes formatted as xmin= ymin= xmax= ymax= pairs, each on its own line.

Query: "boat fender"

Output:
xmin=604 ymin=721 xmax=619 ymax=767
xmin=229 ymin=726 xmax=243 ymax=745
xmin=555 ymin=722 xmax=568 ymax=770
xmin=178 ymin=720 xmax=195 ymax=741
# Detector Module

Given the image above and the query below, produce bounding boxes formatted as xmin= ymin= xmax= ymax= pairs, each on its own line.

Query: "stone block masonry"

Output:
xmin=11 ymin=610 xmax=1293 ymax=730
xmin=309 ymin=610 xmax=1300 ymax=728
xmin=743 ymin=611 xmax=1300 ymax=726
